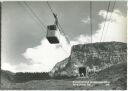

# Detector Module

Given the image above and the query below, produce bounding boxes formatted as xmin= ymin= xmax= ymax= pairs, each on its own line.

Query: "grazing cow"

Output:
xmin=86 ymin=65 xmax=101 ymax=76
xmin=79 ymin=67 xmax=86 ymax=77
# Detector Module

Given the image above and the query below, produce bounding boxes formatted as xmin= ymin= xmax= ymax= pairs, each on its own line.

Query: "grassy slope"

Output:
xmin=91 ymin=62 xmax=127 ymax=90
xmin=1 ymin=62 xmax=126 ymax=90
xmin=1 ymin=70 xmax=15 ymax=89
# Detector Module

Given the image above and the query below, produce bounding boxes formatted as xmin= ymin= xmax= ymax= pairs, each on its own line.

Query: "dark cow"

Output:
xmin=79 ymin=67 xmax=86 ymax=77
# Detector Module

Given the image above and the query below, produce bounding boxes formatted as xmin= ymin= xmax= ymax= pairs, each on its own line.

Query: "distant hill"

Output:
xmin=1 ymin=70 xmax=50 ymax=83
xmin=1 ymin=70 xmax=15 ymax=81
xmin=1 ymin=70 xmax=15 ymax=89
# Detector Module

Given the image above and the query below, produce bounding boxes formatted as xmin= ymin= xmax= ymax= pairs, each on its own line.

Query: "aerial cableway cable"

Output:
xmin=103 ymin=0 xmax=116 ymax=41
xmin=100 ymin=1 xmax=111 ymax=42
xmin=21 ymin=2 xmax=70 ymax=54
xmin=58 ymin=21 xmax=71 ymax=44
xmin=24 ymin=1 xmax=47 ymax=33
xmin=47 ymin=1 xmax=54 ymax=15
xmin=90 ymin=1 xmax=92 ymax=43
xmin=17 ymin=2 xmax=46 ymax=34
xmin=46 ymin=1 xmax=71 ymax=45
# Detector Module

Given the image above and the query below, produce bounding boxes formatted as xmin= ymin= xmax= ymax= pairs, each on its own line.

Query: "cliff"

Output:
xmin=49 ymin=41 xmax=127 ymax=77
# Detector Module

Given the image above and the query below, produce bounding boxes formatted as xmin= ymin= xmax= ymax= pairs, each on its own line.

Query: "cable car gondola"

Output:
xmin=46 ymin=13 xmax=60 ymax=44
xmin=46 ymin=24 xmax=60 ymax=44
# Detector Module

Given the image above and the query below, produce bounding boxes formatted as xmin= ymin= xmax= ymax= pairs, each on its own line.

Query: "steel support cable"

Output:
xmin=90 ymin=1 xmax=92 ymax=43
xmin=47 ymin=1 xmax=54 ymax=15
xmin=19 ymin=1 xmax=70 ymax=54
xmin=103 ymin=0 xmax=116 ymax=41
xmin=100 ymin=1 xmax=111 ymax=42
xmin=24 ymin=2 xmax=47 ymax=33
xmin=17 ymin=2 xmax=46 ymax=34
xmin=58 ymin=23 xmax=71 ymax=44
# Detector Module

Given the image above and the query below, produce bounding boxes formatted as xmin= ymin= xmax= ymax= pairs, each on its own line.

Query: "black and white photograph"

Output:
xmin=1 ymin=0 xmax=127 ymax=90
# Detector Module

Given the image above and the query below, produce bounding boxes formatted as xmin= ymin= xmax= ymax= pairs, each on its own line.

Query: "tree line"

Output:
xmin=14 ymin=72 xmax=50 ymax=82
xmin=13 ymin=72 xmax=76 ymax=83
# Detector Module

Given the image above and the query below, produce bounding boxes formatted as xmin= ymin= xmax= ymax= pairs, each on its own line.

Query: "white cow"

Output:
xmin=86 ymin=65 xmax=101 ymax=77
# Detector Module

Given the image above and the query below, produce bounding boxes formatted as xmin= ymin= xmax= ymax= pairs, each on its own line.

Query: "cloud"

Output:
xmin=21 ymin=32 xmax=71 ymax=72
xmin=73 ymin=9 xmax=126 ymax=44
xmin=97 ymin=9 xmax=126 ymax=42
xmin=1 ymin=63 xmax=17 ymax=72
xmin=1 ymin=9 xmax=126 ymax=72
xmin=70 ymin=35 xmax=91 ymax=45
xmin=81 ymin=16 xmax=90 ymax=24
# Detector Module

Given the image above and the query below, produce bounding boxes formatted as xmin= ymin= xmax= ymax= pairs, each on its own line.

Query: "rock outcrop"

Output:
xmin=49 ymin=42 xmax=127 ymax=77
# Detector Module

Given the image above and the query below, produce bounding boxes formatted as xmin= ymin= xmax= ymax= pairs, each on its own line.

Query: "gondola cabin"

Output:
xmin=46 ymin=24 xmax=60 ymax=44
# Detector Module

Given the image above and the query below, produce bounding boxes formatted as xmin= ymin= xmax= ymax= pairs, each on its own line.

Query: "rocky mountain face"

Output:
xmin=49 ymin=42 xmax=127 ymax=77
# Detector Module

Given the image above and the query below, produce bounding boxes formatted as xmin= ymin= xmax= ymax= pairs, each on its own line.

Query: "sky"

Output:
xmin=1 ymin=1 xmax=127 ymax=72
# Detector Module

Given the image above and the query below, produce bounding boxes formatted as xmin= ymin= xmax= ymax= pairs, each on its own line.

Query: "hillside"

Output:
xmin=1 ymin=70 xmax=15 ymax=89
xmin=50 ymin=41 xmax=127 ymax=77
xmin=1 ymin=63 xmax=126 ymax=90
xmin=92 ymin=62 xmax=127 ymax=90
